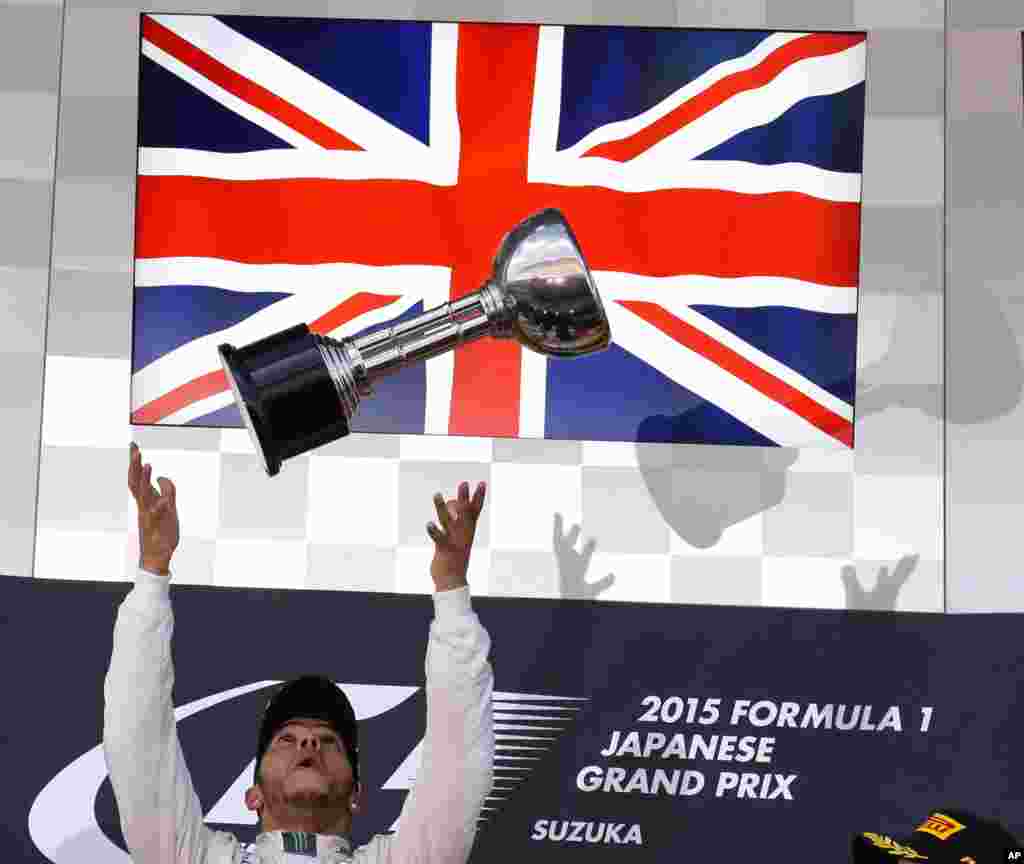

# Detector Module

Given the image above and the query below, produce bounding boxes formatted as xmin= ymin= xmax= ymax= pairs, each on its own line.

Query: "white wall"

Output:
xmin=947 ymin=3 xmax=1024 ymax=611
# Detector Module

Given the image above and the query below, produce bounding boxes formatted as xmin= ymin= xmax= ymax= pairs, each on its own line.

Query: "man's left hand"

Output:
xmin=427 ymin=481 xmax=486 ymax=592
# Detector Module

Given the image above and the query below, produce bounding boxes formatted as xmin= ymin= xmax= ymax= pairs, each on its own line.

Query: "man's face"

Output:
xmin=256 ymin=718 xmax=356 ymax=815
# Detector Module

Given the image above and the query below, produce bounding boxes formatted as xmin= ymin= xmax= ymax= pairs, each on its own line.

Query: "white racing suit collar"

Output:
xmin=242 ymin=830 xmax=353 ymax=863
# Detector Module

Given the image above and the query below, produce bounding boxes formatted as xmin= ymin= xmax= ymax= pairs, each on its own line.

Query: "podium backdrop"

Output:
xmin=7 ymin=575 xmax=1021 ymax=863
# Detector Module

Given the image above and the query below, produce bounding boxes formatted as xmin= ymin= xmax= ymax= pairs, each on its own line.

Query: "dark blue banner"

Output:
xmin=5 ymin=575 xmax=1022 ymax=862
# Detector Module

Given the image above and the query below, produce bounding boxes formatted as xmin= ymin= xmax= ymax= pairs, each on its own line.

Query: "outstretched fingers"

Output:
xmin=453 ymin=481 xmax=486 ymax=524
xmin=141 ymin=464 xmax=158 ymax=508
xmin=427 ymin=482 xmax=486 ymax=544
xmin=128 ymin=444 xmax=142 ymax=497
xmin=156 ymin=477 xmax=176 ymax=510
xmin=433 ymin=492 xmax=452 ymax=533
xmin=128 ymin=444 xmax=174 ymax=516
xmin=567 ymin=523 xmax=582 ymax=549
xmin=581 ymin=537 xmax=597 ymax=569
xmin=470 ymin=481 xmax=486 ymax=517
xmin=893 ymin=554 xmax=919 ymax=583
xmin=426 ymin=520 xmax=445 ymax=544
xmin=427 ymin=491 xmax=451 ymax=546
xmin=131 ymin=459 xmax=157 ymax=510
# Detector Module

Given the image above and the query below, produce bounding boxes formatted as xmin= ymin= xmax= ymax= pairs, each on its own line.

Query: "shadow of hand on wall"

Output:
xmin=858 ymin=287 xmax=1021 ymax=423
xmin=841 ymin=554 xmax=919 ymax=611
xmin=636 ymin=420 xmax=799 ymax=549
xmin=553 ymin=513 xmax=615 ymax=600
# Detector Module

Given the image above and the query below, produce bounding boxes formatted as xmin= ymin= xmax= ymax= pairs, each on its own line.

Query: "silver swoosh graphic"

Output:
xmin=28 ymin=680 xmax=279 ymax=863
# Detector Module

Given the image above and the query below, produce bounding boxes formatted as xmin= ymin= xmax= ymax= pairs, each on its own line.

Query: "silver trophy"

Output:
xmin=218 ymin=208 xmax=611 ymax=476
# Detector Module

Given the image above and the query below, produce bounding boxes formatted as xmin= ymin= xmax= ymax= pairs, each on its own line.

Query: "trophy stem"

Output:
xmin=311 ymin=283 xmax=510 ymax=426
xmin=350 ymin=284 xmax=506 ymax=384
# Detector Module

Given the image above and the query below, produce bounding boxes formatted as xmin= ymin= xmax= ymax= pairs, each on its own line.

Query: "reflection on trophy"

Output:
xmin=218 ymin=208 xmax=612 ymax=476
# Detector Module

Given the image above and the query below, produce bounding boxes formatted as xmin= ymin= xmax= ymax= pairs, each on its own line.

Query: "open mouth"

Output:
xmin=295 ymin=756 xmax=319 ymax=770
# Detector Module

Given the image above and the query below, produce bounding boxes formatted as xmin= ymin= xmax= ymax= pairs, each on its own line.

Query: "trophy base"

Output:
xmin=218 ymin=324 xmax=351 ymax=476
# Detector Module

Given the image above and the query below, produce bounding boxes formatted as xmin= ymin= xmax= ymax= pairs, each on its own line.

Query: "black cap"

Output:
xmin=255 ymin=675 xmax=359 ymax=785
xmin=853 ymin=808 xmax=1021 ymax=863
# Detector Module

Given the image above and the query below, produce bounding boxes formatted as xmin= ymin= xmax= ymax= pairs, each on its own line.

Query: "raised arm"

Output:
xmin=384 ymin=482 xmax=494 ymax=864
xmin=102 ymin=444 xmax=222 ymax=863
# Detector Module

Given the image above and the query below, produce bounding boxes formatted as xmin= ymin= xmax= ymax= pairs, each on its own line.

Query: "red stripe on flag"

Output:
xmin=445 ymin=24 xmax=542 ymax=437
xmin=142 ymin=15 xmax=361 ymax=151
xmin=132 ymin=369 xmax=228 ymax=424
xmin=585 ymin=33 xmax=865 ymax=163
xmin=308 ymin=292 xmax=403 ymax=335
xmin=137 ymin=178 xmax=860 ymax=287
xmin=551 ymin=187 xmax=860 ymax=288
xmin=133 ymin=293 xmax=402 ymax=423
xmin=618 ymin=300 xmax=853 ymax=447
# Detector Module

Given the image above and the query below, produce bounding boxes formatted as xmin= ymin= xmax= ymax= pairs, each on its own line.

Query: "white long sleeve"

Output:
xmin=103 ymin=569 xmax=224 ymax=864
xmin=368 ymin=587 xmax=494 ymax=864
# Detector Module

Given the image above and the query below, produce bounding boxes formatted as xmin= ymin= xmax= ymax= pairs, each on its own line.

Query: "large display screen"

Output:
xmin=131 ymin=16 xmax=866 ymax=448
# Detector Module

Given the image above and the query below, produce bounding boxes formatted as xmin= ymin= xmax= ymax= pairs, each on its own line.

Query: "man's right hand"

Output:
xmin=128 ymin=442 xmax=179 ymax=576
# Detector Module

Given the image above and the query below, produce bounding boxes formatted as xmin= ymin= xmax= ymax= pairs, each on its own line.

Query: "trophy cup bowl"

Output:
xmin=218 ymin=208 xmax=611 ymax=476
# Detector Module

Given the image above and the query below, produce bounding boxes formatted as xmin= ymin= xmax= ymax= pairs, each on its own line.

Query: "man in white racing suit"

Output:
xmin=105 ymin=442 xmax=494 ymax=863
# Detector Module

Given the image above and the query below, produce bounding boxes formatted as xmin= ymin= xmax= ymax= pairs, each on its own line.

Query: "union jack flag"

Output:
xmin=131 ymin=15 xmax=865 ymax=448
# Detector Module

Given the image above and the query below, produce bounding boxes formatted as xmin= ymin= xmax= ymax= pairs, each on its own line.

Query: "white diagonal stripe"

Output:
xmin=131 ymin=262 xmax=448 ymax=411
xmin=140 ymin=22 xmax=459 ymax=183
xmin=495 ymin=745 xmax=549 ymax=751
xmin=668 ymin=303 xmax=853 ymax=421
xmin=493 ymin=692 xmax=588 ymax=701
xmin=598 ymin=273 xmax=856 ymax=427
xmin=599 ymin=273 xmax=856 ymax=422
xmin=637 ymin=43 xmax=866 ymax=164
xmin=491 ymin=703 xmax=582 ymax=711
xmin=531 ymin=28 xmax=802 ymax=162
xmin=607 ymin=301 xmax=846 ymax=449
xmin=141 ymin=39 xmax=317 ymax=149
xmin=495 ymin=724 xmax=563 ymax=732
xmin=531 ymin=26 xmax=863 ymax=200
xmin=150 ymin=15 xmax=439 ymax=169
